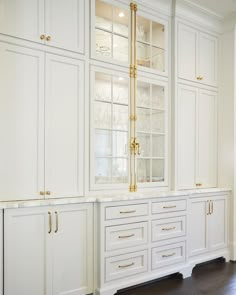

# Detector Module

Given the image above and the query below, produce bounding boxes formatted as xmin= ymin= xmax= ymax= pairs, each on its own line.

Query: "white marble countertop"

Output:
xmin=0 ymin=188 xmax=231 ymax=209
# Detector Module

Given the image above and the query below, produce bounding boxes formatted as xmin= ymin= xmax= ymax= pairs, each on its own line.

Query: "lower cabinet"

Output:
xmin=189 ymin=194 xmax=228 ymax=257
xmin=0 ymin=211 xmax=2 ymax=295
xmin=4 ymin=203 xmax=93 ymax=295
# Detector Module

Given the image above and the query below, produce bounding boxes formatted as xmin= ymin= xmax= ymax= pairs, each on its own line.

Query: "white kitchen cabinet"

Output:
xmin=189 ymin=195 xmax=227 ymax=257
xmin=45 ymin=54 xmax=84 ymax=199
xmin=177 ymin=23 xmax=218 ymax=87
xmin=4 ymin=203 xmax=93 ymax=295
xmin=0 ymin=43 xmax=84 ymax=201
xmin=0 ymin=0 xmax=85 ymax=53
xmin=176 ymin=84 xmax=217 ymax=189
xmin=0 ymin=43 xmax=44 ymax=201
xmin=0 ymin=211 xmax=2 ymax=295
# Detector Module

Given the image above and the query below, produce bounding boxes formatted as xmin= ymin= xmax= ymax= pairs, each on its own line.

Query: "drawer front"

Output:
xmin=152 ymin=200 xmax=186 ymax=214
xmin=152 ymin=216 xmax=186 ymax=242
xmin=152 ymin=242 xmax=186 ymax=269
xmin=105 ymin=250 xmax=148 ymax=282
xmin=105 ymin=203 xmax=148 ymax=220
xmin=106 ymin=222 xmax=148 ymax=251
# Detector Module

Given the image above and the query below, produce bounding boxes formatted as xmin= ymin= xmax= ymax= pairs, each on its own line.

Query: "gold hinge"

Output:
xmin=129 ymin=184 xmax=137 ymax=192
xmin=130 ymin=3 xmax=138 ymax=11
xmin=130 ymin=65 xmax=137 ymax=78
xmin=130 ymin=114 xmax=137 ymax=121
xmin=130 ymin=137 xmax=140 ymax=155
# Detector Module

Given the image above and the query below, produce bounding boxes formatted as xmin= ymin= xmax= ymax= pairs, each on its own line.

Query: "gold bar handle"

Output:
xmin=118 ymin=262 xmax=135 ymax=268
xmin=48 ymin=212 xmax=52 ymax=234
xmin=120 ymin=210 xmax=136 ymax=214
xmin=211 ymin=201 xmax=213 ymax=215
xmin=55 ymin=211 xmax=58 ymax=233
xmin=162 ymin=252 xmax=176 ymax=258
xmin=119 ymin=234 xmax=135 ymax=239
xmin=163 ymin=205 xmax=176 ymax=209
xmin=162 ymin=227 xmax=176 ymax=231
xmin=207 ymin=200 xmax=210 ymax=215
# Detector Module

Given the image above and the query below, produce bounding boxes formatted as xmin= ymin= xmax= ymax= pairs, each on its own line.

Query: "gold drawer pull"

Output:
xmin=55 ymin=211 xmax=58 ymax=233
xmin=118 ymin=262 xmax=135 ymax=268
xmin=163 ymin=205 xmax=176 ymax=209
xmin=162 ymin=252 xmax=176 ymax=258
xmin=119 ymin=234 xmax=135 ymax=239
xmin=48 ymin=212 xmax=52 ymax=234
xmin=196 ymin=183 xmax=202 ymax=187
xmin=120 ymin=210 xmax=136 ymax=214
xmin=162 ymin=226 xmax=176 ymax=231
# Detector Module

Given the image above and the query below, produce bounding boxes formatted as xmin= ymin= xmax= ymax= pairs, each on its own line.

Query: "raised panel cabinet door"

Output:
xmin=208 ymin=196 xmax=227 ymax=251
xmin=177 ymin=23 xmax=198 ymax=82
xmin=199 ymin=32 xmax=218 ymax=87
xmin=0 ymin=43 xmax=44 ymax=201
xmin=4 ymin=207 xmax=51 ymax=295
xmin=45 ymin=54 xmax=84 ymax=198
xmin=176 ymin=84 xmax=197 ymax=189
xmin=52 ymin=204 xmax=94 ymax=295
xmin=196 ymin=90 xmax=217 ymax=188
xmin=189 ymin=198 xmax=208 ymax=257
xmin=0 ymin=0 xmax=44 ymax=43
xmin=45 ymin=0 xmax=85 ymax=53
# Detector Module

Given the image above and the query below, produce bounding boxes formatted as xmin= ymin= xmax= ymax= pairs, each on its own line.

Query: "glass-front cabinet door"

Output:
xmin=90 ymin=67 xmax=129 ymax=189
xmin=136 ymin=78 xmax=168 ymax=187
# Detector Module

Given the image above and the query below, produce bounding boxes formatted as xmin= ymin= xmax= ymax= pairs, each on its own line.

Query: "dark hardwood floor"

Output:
xmin=118 ymin=258 xmax=236 ymax=295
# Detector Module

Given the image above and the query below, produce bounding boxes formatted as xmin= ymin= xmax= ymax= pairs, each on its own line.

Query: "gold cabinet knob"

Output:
xmin=200 ymin=76 xmax=203 ymax=80
xmin=46 ymin=36 xmax=51 ymax=41
xmin=40 ymin=34 xmax=45 ymax=40
xmin=46 ymin=191 xmax=51 ymax=195
xmin=40 ymin=191 xmax=45 ymax=196
xmin=196 ymin=183 xmax=202 ymax=187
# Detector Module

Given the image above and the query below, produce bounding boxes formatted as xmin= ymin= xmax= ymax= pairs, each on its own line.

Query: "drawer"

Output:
xmin=152 ymin=242 xmax=186 ymax=269
xmin=105 ymin=203 xmax=148 ymax=220
xmin=152 ymin=200 xmax=186 ymax=214
xmin=105 ymin=250 xmax=148 ymax=282
xmin=106 ymin=222 xmax=148 ymax=251
xmin=152 ymin=216 xmax=186 ymax=242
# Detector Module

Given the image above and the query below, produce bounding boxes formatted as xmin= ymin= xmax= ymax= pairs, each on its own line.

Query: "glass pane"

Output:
xmin=112 ymin=158 xmax=128 ymax=183
xmin=113 ymin=76 xmax=129 ymax=104
xmin=137 ymin=159 xmax=150 ymax=183
xmin=95 ymin=0 xmax=112 ymax=31
xmin=152 ymin=135 xmax=164 ymax=158
xmin=137 ymin=81 xmax=150 ymax=108
xmin=113 ymin=131 xmax=128 ymax=157
xmin=137 ymin=107 xmax=151 ymax=132
xmin=137 ymin=16 xmax=150 ymax=43
xmin=95 ymin=130 xmax=112 ymax=156
xmin=152 ymin=159 xmax=164 ymax=182
xmin=152 ymin=22 xmax=165 ymax=48
xmin=137 ymin=42 xmax=151 ymax=67
xmin=138 ymin=133 xmax=150 ymax=157
xmin=95 ymin=101 xmax=111 ymax=129
xmin=113 ymin=104 xmax=128 ymax=131
xmin=95 ymin=158 xmax=111 ymax=184
xmin=113 ymin=6 xmax=129 ymax=37
xmin=96 ymin=29 xmax=111 ymax=58
xmin=152 ymin=85 xmax=165 ymax=109
xmin=152 ymin=110 xmax=165 ymax=133
xmin=152 ymin=46 xmax=165 ymax=72
xmin=113 ymin=35 xmax=128 ymax=62
xmin=95 ymin=73 xmax=111 ymax=102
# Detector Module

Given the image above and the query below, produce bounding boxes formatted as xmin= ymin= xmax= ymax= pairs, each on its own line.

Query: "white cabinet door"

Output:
xmin=177 ymin=23 xmax=198 ymax=82
xmin=0 ymin=43 xmax=44 ymax=201
xmin=52 ymin=204 xmax=93 ymax=295
xmin=189 ymin=198 xmax=208 ymax=257
xmin=196 ymin=89 xmax=217 ymax=188
xmin=209 ymin=196 xmax=227 ymax=251
xmin=45 ymin=0 xmax=84 ymax=53
xmin=176 ymin=84 xmax=197 ymax=189
xmin=0 ymin=0 xmax=44 ymax=43
xmin=4 ymin=207 xmax=50 ymax=295
xmin=45 ymin=54 xmax=84 ymax=198
xmin=199 ymin=32 xmax=218 ymax=87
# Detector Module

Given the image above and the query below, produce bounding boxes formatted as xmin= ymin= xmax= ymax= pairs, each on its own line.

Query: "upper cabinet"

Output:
xmin=92 ymin=0 xmax=168 ymax=75
xmin=0 ymin=0 xmax=85 ymax=53
xmin=177 ymin=22 xmax=218 ymax=87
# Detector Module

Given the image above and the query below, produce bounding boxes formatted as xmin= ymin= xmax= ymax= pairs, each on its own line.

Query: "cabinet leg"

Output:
xmin=180 ymin=265 xmax=194 ymax=279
